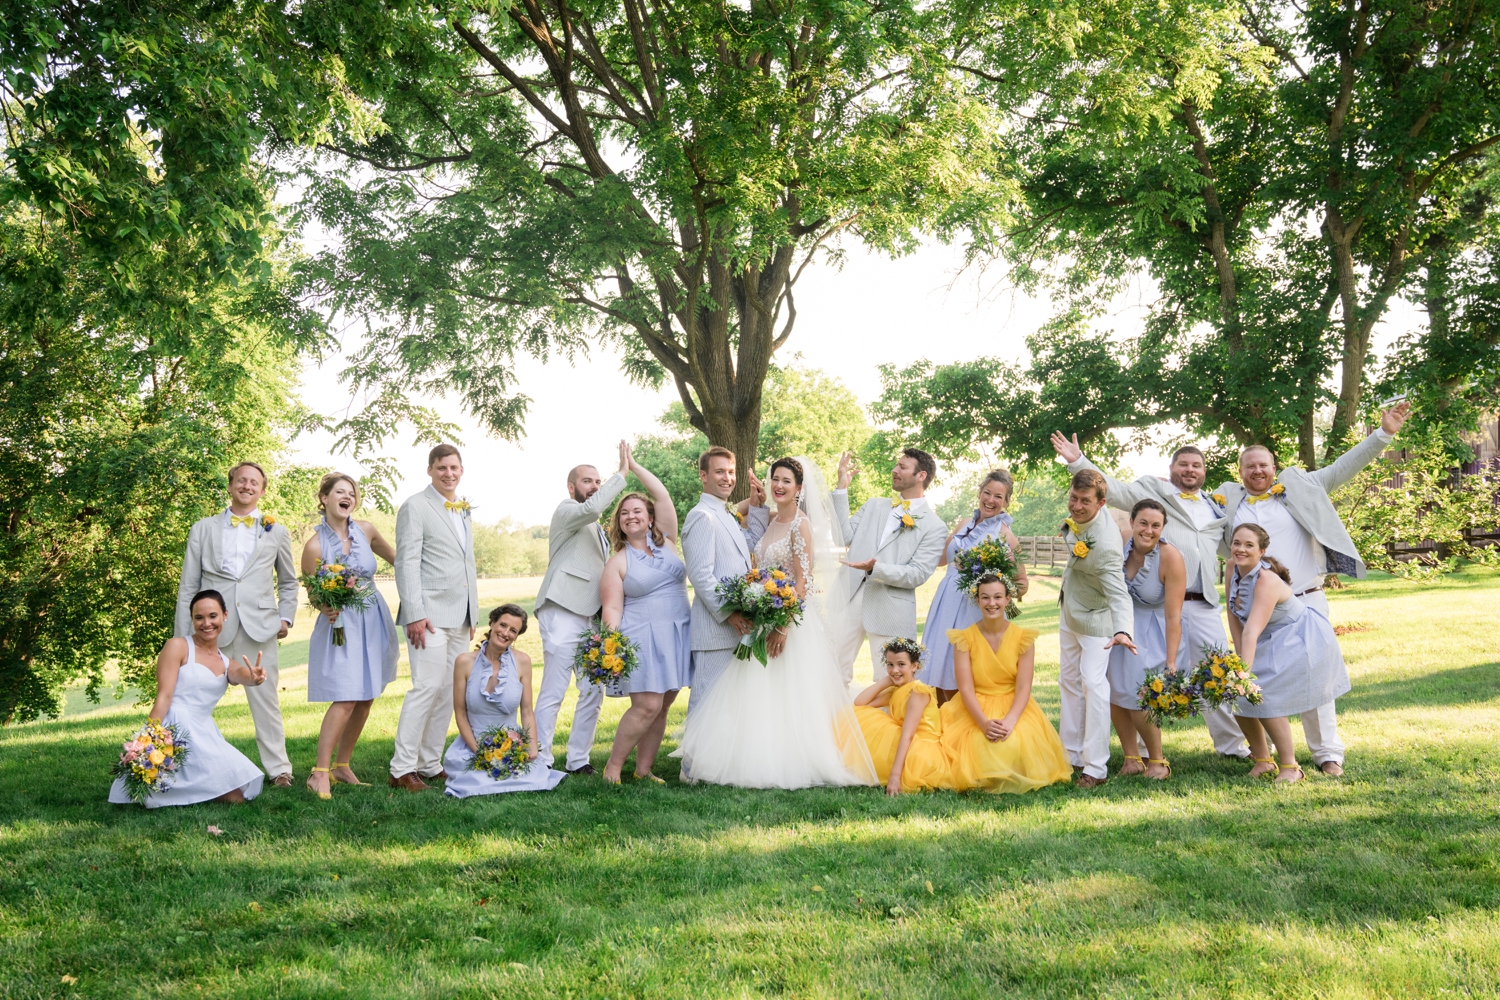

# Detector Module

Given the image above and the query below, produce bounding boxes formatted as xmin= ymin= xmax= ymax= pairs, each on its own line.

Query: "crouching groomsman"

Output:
xmin=531 ymin=443 xmax=631 ymax=775
xmin=1050 ymin=435 xmax=1250 ymax=758
xmin=176 ymin=461 xmax=299 ymax=785
xmin=390 ymin=444 xmax=479 ymax=791
xmin=1214 ymin=401 xmax=1410 ymax=776
xmin=1057 ymin=469 xmax=1137 ymax=788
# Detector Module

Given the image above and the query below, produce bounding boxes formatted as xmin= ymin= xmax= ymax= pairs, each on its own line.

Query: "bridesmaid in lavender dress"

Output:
xmin=598 ymin=454 xmax=691 ymax=784
xmin=300 ymin=473 xmax=399 ymax=799
xmin=919 ymin=469 xmax=1030 ymax=699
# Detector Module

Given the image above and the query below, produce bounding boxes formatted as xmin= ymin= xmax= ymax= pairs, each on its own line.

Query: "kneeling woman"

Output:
xmin=941 ymin=576 xmax=1073 ymax=793
xmin=109 ymin=590 xmax=268 ymax=807
xmin=1226 ymin=524 xmax=1350 ymax=784
xmin=854 ymin=638 xmax=950 ymax=795
xmin=443 ymin=605 xmax=566 ymax=798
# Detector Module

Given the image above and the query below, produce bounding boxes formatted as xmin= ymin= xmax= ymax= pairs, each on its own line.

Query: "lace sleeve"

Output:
xmin=791 ymin=514 xmax=816 ymax=595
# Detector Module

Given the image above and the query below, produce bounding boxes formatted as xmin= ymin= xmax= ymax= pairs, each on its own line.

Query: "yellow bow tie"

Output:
xmin=1178 ymin=491 xmax=1200 ymax=501
xmin=445 ymin=500 xmax=469 ymax=512
xmin=1246 ymin=492 xmax=1273 ymax=504
xmin=891 ymin=498 xmax=911 ymax=510
xmin=229 ymin=514 xmax=256 ymax=527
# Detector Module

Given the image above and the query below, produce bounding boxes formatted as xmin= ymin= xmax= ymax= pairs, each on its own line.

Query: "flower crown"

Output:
xmin=882 ymin=636 xmax=926 ymax=662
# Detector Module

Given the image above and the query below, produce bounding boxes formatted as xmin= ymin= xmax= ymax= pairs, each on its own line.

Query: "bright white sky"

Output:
xmin=289 ymin=240 xmax=1419 ymax=525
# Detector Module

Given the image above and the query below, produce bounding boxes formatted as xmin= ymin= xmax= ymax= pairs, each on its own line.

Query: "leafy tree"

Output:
xmin=297 ymin=0 xmax=1005 ymax=495
xmin=881 ymin=0 xmax=1500 ymax=468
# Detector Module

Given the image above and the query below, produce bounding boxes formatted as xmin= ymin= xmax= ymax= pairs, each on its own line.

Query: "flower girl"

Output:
xmin=854 ymin=638 xmax=950 ymax=795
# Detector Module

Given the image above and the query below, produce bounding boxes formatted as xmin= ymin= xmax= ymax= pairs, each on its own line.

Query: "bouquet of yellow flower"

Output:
xmin=574 ymin=625 xmax=640 ymax=687
xmin=1136 ymin=668 xmax=1197 ymax=727
xmin=1189 ymin=645 xmax=1263 ymax=711
xmin=714 ymin=565 xmax=804 ymax=665
xmin=299 ymin=560 xmax=374 ymax=646
xmin=111 ymin=720 xmax=191 ymax=803
xmin=952 ymin=537 xmax=1022 ymax=618
xmin=466 ymin=725 xmax=532 ymax=781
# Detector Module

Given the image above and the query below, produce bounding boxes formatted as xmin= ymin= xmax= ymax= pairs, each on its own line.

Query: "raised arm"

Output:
xmin=555 ymin=443 xmax=630 ymax=536
xmin=628 ymin=451 xmax=679 ymax=542
xmin=1053 ymin=432 xmax=1145 ymax=512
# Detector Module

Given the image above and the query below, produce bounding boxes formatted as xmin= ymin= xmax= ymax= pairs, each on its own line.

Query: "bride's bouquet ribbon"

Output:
xmin=714 ymin=565 xmax=805 ymax=665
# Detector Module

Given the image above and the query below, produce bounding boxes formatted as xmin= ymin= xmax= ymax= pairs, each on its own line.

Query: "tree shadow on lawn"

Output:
xmin=1334 ymin=661 xmax=1500 ymax=713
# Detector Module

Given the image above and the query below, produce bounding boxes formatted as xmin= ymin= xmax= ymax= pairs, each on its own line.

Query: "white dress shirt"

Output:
xmin=1234 ymin=496 xmax=1325 ymax=594
xmin=880 ymin=496 xmax=932 ymax=550
xmin=221 ymin=508 xmax=260 ymax=579
xmin=442 ymin=500 xmax=468 ymax=541
xmin=1181 ymin=490 xmax=1224 ymax=531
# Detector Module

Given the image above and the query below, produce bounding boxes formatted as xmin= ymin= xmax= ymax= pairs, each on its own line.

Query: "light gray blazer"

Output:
xmin=393 ymin=485 xmax=479 ymax=629
xmin=1065 ymin=457 xmax=1225 ymax=604
xmin=175 ymin=511 xmax=298 ymax=645
xmin=1060 ymin=512 xmax=1135 ymax=638
xmin=681 ymin=494 xmax=770 ymax=651
xmin=1213 ymin=428 xmax=1392 ymax=579
xmin=534 ymin=473 xmax=626 ymax=618
xmin=834 ymin=493 xmax=946 ymax=638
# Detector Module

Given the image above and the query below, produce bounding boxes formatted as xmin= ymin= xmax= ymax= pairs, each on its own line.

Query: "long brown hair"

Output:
xmin=608 ymin=492 xmax=665 ymax=551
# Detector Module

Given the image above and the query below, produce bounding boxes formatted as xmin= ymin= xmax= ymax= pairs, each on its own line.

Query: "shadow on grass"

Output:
xmin=1335 ymin=661 xmax=1500 ymax=712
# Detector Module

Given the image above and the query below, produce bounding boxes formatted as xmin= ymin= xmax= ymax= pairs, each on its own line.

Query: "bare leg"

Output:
xmin=214 ymin=788 xmax=246 ymax=804
xmin=1130 ymin=710 xmax=1168 ymax=779
xmin=331 ymin=701 xmax=374 ymax=784
xmin=1111 ymin=705 xmax=1144 ymax=775
xmin=1237 ymin=717 xmax=1277 ymax=777
xmin=633 ymin=690 xmax=679 ymax=778
xmin=604 ymin=692 xmax=665 ymax=782
xmin=1261 ymin=716 xmax=1302 ymax=782
xmin=311 ymin=702 xmax=357 ymax=796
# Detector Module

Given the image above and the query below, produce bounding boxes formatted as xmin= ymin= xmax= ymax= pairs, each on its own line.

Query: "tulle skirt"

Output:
xmin=854 ymin=706 xmax=951 ymax=790
xmin=939 ymin=693 xmax=1073 ymax=794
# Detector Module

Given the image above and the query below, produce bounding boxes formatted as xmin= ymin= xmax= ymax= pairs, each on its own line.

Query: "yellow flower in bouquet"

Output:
xmin=574 ymin=625 xmax=641 ymax=686
xmin=603 ymin=636 xmax=619 ymax=655
xmin=771 ymin=570 xmax=786 ymax=581
xmin=1151 ymin=678 xmax=1164 ymax=693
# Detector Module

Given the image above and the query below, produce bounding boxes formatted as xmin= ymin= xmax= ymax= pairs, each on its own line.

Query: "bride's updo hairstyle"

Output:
xmin=769 ymin=457 xmax=804 ymax=486
xmin=608 ymin=492 xmax=665 ymax=551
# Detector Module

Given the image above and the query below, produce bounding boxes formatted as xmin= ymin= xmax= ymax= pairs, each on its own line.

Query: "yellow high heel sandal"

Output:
xmin=1250 ymin=755 xmax=1275 ymax=778
xmin=634 ymin=771 xmax=667 ymax=785
xmin=1121 ymin=754 xmax=1144 ymax=776
xmin=330 ymin=761 xmax=367 ymax=786
xmin=1146 ymin=757 xmax=1172 ymax=780
xmin=1276 ymin=762 xmax=1305 ymax=783
xmin=308 ymin=767 xmax=333 ymax=800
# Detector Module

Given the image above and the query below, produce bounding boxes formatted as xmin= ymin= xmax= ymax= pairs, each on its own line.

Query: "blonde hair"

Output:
xmin=608 ymin=492 xmax=665 ymax=551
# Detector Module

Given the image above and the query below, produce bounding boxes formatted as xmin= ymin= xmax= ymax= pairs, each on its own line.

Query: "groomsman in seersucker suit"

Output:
xmin=1050 ymin=434 xmax=1251 ymax=759
xmin=832 ymin=447 xmax=947 ymax=687
xmin=176 ymin=460 xmax=299 ymax=785
xmin=1213 ymin=400 xmax=1410 ymax=778
xmin=531 ymin=442 xmax=630 ymax=775
xmin=681 ymin=446 xmax=770 ymax=717
xmin=389 ymin=443 xmax=480 ymax=792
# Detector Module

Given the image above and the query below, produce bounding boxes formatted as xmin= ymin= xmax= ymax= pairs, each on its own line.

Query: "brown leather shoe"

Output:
xmin=1076 ymin=774 xmax=1108 ymax=789
xmin=388 ymin=773 xmax=429 ymax=792
xmin=270 ymin=773 xmax=293 ymax=788
xmin=422 ymin=770 xmax=449 ymax=782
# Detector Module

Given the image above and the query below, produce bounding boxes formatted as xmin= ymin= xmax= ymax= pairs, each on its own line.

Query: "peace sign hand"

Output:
xmin=239 ymin=651 xmax=267 ymax=686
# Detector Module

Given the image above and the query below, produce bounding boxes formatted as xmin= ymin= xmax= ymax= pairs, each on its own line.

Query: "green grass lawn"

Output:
xmin=3 ymin=569 xmax=1499 ymax=998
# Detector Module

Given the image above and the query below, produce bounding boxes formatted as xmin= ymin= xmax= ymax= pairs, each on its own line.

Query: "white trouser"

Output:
xmin=1058 ymin=620 xmax=1113 ymax=780
xmin=223 ymin=630 xmax=290 ymax=777
xmin=832 ymin=603 xmax=896 ymax=689
xmin=862 ymin=634 xmax=897 ymax=689
xmin=390 ymin=624 xmax=468 ymax=778
xmin=533 ymin=605 xmax=604 ymax=771
xmin=1296 ymin=590 xmax=1344 ymax=766
xmin=687 ymin=648 xmax=736 ymax=718
xmin=1181 ymin=600 xmax=1251 ymax=757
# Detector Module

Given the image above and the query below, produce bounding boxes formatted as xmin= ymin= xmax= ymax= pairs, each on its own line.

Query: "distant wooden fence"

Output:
xmin=1016 ymin=536 xmax=1074 ymax=568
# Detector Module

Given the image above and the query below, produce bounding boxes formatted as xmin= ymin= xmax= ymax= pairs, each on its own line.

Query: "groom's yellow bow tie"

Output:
xmin=229 ymin=514 xmax=256 ymax=527
xmin=445 ymin=500 xmax=470 ymax=512
xmin=1178 ymin=491 xmax=1200 ymax=501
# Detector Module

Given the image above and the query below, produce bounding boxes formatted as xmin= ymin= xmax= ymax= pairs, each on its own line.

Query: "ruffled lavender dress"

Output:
xmin=1227 ymin=561 xmax=1350 ymax=718
xmin=443 ymin=644 xmax=566 ymax=798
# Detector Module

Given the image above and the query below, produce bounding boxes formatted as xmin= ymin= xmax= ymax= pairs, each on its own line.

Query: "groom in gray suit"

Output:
xmin=176 ymin=461 xmax=299 ymax=783
xmin=833 ymin=447 xmax=947 ymax=685
xmin=389 ymin=444 xmax=479 ymax=791
xmin=1215 ymin=401 xmax=1409 ymax=776
xmin=681 ymin=446 xmax=769 ymax=712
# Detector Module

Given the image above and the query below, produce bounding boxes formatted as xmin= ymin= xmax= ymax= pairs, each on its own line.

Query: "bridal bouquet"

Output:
xmin=574 ymin=625 xmax=640 ymax=687
xmin=1137 ymin=668 xmax=1197 ymax=727
xmin=1189 ymin=646 xmax=1262 ymax=711
xmin=299 ymin=561 xmax=374 ymax=646
xmin=467 ymin=725 xmax=532 ymax=781
xmin=952 ymin=537 xmax=1022 ymax=619
xmin=715 ymin=566 xmax=804 ymax=665
xmin=111 ymin=720 xmax=191 ymax=803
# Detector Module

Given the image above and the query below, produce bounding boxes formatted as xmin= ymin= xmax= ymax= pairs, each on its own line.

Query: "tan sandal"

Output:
xmin=1276 ymin=763 xmax=1305 ymax=784
xmin=307 ymin=766 xmax=333 ymax=800
xmin=1145 ymin=757 xmax=1172 ymax=780
xmin=330 ymin=761 xmax=366 ymax=786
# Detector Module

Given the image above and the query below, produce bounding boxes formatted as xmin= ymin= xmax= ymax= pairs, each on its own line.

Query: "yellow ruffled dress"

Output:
xmin=854 ymin=681 xmax=950 ymax=791
xmin=939 ymin=624 xmax=1072 ymax=793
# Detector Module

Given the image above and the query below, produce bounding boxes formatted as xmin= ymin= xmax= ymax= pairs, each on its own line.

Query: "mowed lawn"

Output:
xmin=3 ymin=569 xmax=1498 ymax=999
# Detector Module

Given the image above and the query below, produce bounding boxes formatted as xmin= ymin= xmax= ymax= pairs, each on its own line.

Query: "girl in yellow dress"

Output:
xmin=941 ymin=575 xmax=1073 ymax=793
xmin=853 ymin=638 xmax=950 ymax=795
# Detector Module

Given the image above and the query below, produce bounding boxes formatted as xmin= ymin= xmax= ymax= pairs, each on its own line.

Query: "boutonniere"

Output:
xmin=1062 ymin=517 xmax=1090 ymax=558
xmin=261 ymin=515 xmax=277 ymax=533
xmin=1211 ymin=493 xmax=1227 ymax=506
xmin=1246 ymin=483 xmax=1285 ymax=505
xmin=1270 ymin=483 xmax=1285 ymax=497
xmin=724 ymin=501 xmax=745 ymax=526
xmin=892 ymin=498 xmax=920 ymax=531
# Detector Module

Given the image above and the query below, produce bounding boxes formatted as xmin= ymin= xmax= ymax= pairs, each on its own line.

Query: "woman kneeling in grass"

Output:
xmin=854 ymin=638 xmax=949 ymax=795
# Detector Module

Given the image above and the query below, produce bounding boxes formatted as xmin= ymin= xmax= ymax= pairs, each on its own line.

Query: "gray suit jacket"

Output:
xmin=1065 ymin=457 xmax=1225 ymax=604
xmin=681 ymin=494 xmax=770 ymax=651
xmin=176 ymin=511 xmax=298 ymax=645
xmin=534 ymin=473 xmax=626 ymax=618
xmin=834 ymin=493 xmax=946 ymax=637
xmin=1060 ymin=512 xmax=1134 ymax=638
xmin=1214 ymin=428 xmax=1392 ymax=579
xmin=394 ymin=485 xmax=479 ymax=629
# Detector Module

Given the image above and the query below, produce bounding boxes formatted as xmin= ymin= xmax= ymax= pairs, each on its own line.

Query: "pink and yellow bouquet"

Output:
xmin=1137 ymin=668 xmax=1197 ymax=728
xmin=574 ymin=625 xmax=640 ymax=687
xmin=714 ymin=565 xmax=804 ymax=665
xmin=952 ymin=537 xmax=1022 ymax=619
xmin=111 ymin=720 xmax=191 ymax=803
xmin=1189 ymin=646 xmax=1262 ymax=711
xmin=299 ymin=560 xmax=374 ymax=646
xmin=466 ymin=725 xmax=532 ymax=781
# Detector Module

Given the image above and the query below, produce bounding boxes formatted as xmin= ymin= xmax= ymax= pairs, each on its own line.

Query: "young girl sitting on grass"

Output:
xmin=854 ymin=638 xmax=950 ymax=795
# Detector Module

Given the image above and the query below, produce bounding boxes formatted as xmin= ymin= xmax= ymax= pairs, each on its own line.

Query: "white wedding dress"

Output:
xmin=674 ymin=460 xmax=876 ymax=789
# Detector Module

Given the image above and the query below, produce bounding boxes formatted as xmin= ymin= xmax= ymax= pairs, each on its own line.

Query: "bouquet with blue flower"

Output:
xmin=1189 ymin=646 xmax=1262 ymax=711
xmin=714 ymin=565 xmax=804 ymax=665
xmin=299 ymin=560 xmax=374 ymax=646
xmin=111 ymin=720 xmax=191 ymax=803
xmin=952 ymin=537 xmax=1022 ymax=618
xmin=573 ymin=625 xmax=640 ymax=687
xmin=466 ymin=725 xmax=532 ymax=781
xmin=1136 ymin=668 xmax=1198 ymax=727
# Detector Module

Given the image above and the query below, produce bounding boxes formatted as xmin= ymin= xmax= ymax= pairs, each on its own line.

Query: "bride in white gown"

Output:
xmin=674 ymin=456 xmax=876 ymax=788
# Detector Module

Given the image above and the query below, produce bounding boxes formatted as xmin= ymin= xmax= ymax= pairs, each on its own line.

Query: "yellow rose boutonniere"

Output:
xmin=1211 ymin=493 xmax=1227 ymax=505
xmin=262 ymin=514 xmax=277 ymax=532
xmin=1270 ymin=484 xmax=1285 ymax=497
xmin=1072 ymin=540 xmax=1090 ymax=558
